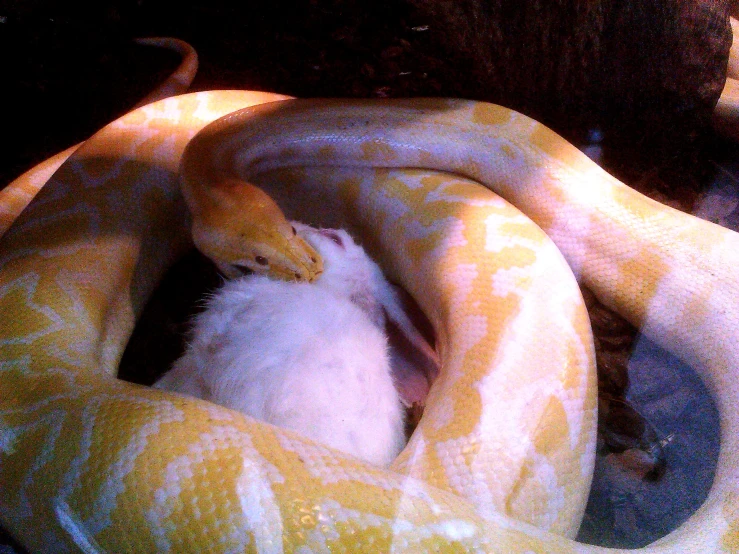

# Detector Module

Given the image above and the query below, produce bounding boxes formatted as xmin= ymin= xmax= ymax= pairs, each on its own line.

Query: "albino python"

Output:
xmin=2 ymin=49 xmax=739 ymax=554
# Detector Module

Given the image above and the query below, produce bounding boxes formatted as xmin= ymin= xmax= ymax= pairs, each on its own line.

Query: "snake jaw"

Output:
xmin=192 ymin=219 xmax=324 ymax=282
xmin=280 ymin=231 xmax=324 ymax=282
xmin=245 ymin=225 xmax=325 ymax=282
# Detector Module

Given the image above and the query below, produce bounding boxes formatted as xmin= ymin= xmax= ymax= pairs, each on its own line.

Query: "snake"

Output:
xmin=2 ymin=50 xmax=739 ymax=554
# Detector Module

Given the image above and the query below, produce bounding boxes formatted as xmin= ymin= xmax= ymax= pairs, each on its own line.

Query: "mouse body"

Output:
xmin=154 ymin=223 xmax=423 ymax=467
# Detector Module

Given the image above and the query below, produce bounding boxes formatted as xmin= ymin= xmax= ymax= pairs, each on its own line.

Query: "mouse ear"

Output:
xmin=376 ymin=278 xmax=440 ymax=379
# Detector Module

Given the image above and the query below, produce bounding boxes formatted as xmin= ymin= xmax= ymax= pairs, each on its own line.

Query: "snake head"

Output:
xmin=189 ymin=179 xmax=323 ymax=282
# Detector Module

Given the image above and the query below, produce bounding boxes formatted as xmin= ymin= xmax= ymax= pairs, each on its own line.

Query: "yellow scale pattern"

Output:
xmin=0 ymin=91 xmax=737 ymax=552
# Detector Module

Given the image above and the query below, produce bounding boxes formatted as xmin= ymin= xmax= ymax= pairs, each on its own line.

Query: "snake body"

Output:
xmin=1 ymin=90 xmax=738 ymax=552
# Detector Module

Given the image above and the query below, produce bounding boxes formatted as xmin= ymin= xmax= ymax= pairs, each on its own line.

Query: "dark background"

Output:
xmin=2 ymin=0 xmax=735 ymax=191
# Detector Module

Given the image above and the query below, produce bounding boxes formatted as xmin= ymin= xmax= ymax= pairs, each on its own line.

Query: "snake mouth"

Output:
xmin=266 ymin=262 xmax=322 ymax=283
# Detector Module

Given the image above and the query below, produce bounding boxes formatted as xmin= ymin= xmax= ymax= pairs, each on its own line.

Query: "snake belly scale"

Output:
xmin=0 ymin=91 xmax=737 ymax=552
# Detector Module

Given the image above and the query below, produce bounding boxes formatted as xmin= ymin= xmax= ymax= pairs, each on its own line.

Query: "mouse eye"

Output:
xmin=320 ymin=229 xmax=344 ymax=247
xmin=255 ymin=255 xmax=268 ymax=266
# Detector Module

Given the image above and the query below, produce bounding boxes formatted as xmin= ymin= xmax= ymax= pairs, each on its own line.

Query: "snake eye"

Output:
xmin=255 ymin=255 xmax=268 ymax=266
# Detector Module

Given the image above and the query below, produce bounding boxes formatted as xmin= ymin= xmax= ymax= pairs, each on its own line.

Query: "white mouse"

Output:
xmin=154 ymin=222 xmax=436 ymax=467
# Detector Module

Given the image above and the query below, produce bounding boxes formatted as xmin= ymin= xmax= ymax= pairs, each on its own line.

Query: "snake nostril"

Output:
xmin=310 ymin=256 xmax=317 ymax=263
xmin=294 ymin=272 xmax=302 ymax=280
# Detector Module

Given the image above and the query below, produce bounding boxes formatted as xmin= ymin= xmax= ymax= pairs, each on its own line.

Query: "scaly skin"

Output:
xmin=0 ymin=91 xmax=737 ymax=552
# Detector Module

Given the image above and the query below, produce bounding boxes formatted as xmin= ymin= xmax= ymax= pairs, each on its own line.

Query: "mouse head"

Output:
xmin=293 ymin=222 xmax=385 ymax=325
xmin=296 ymin=222 xmax=440 ymax=371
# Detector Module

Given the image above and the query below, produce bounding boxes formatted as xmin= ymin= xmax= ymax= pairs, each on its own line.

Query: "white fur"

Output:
xmin=154 ymin=222 xmax=408 ymax=467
